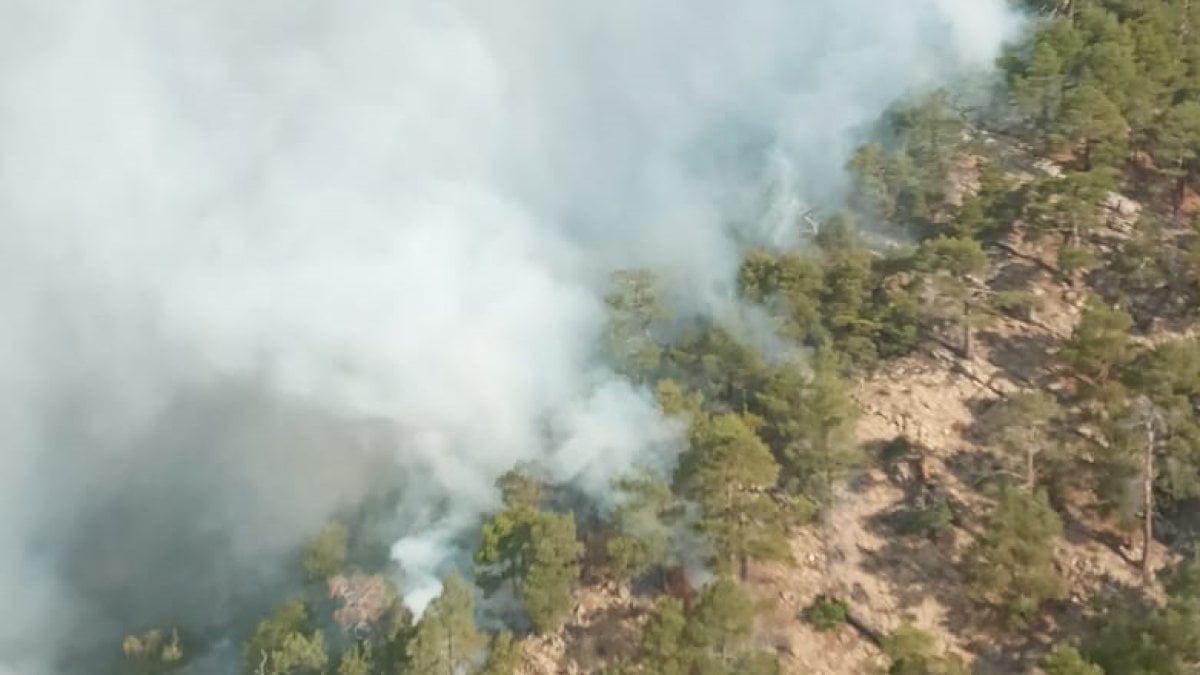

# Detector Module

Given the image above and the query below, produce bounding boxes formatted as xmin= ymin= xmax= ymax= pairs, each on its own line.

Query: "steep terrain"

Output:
xmin=511 ymin=139 xmax=1190 ymax=675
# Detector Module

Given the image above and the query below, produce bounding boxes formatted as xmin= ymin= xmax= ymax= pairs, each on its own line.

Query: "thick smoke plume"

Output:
xmin=0 ymin=1 xmax=1020 ymax=672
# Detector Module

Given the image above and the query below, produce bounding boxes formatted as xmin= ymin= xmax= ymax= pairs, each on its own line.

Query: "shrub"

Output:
xmin=803 ymin=596 xmax=850 ymax=632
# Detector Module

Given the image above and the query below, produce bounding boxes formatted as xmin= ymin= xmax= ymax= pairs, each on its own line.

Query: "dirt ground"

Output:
xmin=513 ymin=222 xmax=1178 ymax=673
xmin=749 ymin=248 xmax=1164 ymax=674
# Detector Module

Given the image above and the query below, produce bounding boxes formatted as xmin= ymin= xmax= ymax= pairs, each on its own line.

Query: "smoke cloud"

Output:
xmin=0 ymin=0 xmax=1020 ymax=672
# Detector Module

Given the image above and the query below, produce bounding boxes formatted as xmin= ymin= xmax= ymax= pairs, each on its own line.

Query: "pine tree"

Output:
xmin=270 ymin=632 xmax=328 ymax=675
xmin=303 ymin=522 xmax=349 ymax=580
xmin=606 ymin=469 xmax=676 ymax=583
xmin=605 ymin=269 xmax=674 ymax=383
xmin=1022 ymin=170 xmax=1115 ymax=284
xmin=777 ymin=350 xmax=860 ymax=506
xmin=1087 ymin=556 xmax=1200 ymax=673
xmin=881 ymin=624 xmax=969 ymax=675
xmin=1040 ymin=644 xmax=1104 ymax=675
xmin=978 ymin=390 xmax=1065 ymax=489
xmin=637 ymin=597 xmax=690 ymax=675
xmin=122 ymin=628 xmax=185 ymax=675
xmin=737 ymin=250 xmax=827 ymax=346
xmin=685 ymin=578 xmax=759 ymax=671
xmin=847 ymin=142 xmax=901 ymax=222
xmin=675 ymin=413 xmax=788 ymax=579
xmin=335 ymin=645 xmax=373 ymax=675
xmin=820 ymin=247 xmax=881 ymax=367
xmin=890 ymin=90 xmax=966 ymax=210
xmin=1060 ymin=296 xmax=1135 ymax=391
xmin=964 ymin=487 xmax=1066 ymax=628
xmin=1153 ymin=100 xmax=1200 ymax=213
xmin=480 ymin=632 xmax=521 ymax=675
xmin=916 ymin=235 xmax=989 ymax=359
xmin=406 ymin=572 xmax=487 ymax=675
xmin=667 ymin=326 xmax=768 ymax=413
xmin=495 ymin=468 xmax=546 ymax=511
xmin=634 ymin=579 xmax=777 ymax=675
xmin=474 ymin=477 xmax=582 ymax=633
xmin=1120 ymin=339 xmax=1200 ymax=581
xmin=1012 ymin=40 xmax=1067 ymax=126
xmin=1076 ymin=17 xmax=1139 ymax=114
xmin=1058 ymin=83 xmax=1128 ymax=170
xmin=475 ymin=507 xmax=535 ymax=598
xmin=242 ymin=601 xmax=327 ymax=675
xmin=522 ymin=511 xmax=583 ymax=633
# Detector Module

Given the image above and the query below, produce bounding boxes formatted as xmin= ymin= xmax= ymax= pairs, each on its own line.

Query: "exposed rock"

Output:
xmin=1033 ymin=158 xmax=1064 ymax=177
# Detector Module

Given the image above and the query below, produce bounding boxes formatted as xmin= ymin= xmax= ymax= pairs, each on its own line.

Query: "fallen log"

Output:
xmin=844 ymin=608 xmax=884 ymax=648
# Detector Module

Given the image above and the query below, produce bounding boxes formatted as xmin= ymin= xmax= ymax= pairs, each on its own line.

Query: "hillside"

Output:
xmin=110 ymin=2 xmax=1200 ymax=674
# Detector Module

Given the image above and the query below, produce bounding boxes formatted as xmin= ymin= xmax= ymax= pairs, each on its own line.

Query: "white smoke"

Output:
xmin=0 ymin=0 xmax=1021 ymax=671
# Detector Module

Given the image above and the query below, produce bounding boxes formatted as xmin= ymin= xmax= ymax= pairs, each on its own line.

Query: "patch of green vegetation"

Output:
xmin=803 ymin=596 xmax=850 ymax=632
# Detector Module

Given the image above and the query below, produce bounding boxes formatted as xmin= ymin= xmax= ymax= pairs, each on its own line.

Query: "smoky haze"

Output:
xmin=0 ymin=1 xmax=1020 ymax=672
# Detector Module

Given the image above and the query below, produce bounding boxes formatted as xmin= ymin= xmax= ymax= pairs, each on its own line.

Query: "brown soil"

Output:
xmin=512 ymin=149 xmax=1195 ymax=672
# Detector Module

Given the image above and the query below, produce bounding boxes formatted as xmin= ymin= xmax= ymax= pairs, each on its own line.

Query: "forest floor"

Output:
xmin=515 ymin=236 xmax=1170 ymax=675
xmin=752 ymin=240 xmax=1158 ymax=675
xmin=518 ymin=241 xmax=1171 ymax=672
xmin=513 ymin=136 xmax=1196 ymax=672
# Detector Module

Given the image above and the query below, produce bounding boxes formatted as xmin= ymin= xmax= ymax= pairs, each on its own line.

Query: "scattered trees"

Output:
xmin=122 ymin=628 xmax=184 ymax=675
xmin=1039 ymin=644 xmax=1104 ymax=675
xmin=1086 ymin=557 xmax=1200 ymax=673
xmin=241 ymin=602 xmax=327 ymax=675
xmin=334 ymin=646 xmax=373 ymax=675
xmin=625 ymin=577 xmax=779 ymax=675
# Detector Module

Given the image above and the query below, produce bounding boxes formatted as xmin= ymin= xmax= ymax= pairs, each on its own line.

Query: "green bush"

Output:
xmin=883 ymin=504 xmax=953 ymax=538
xmin=803 ymin=596 xmax=850 ymax=632
xmin=878 ymin=435 xmax=913 ymax=465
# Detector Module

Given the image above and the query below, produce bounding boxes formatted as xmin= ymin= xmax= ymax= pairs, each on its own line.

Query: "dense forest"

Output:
xmin=120 ymin=1 xmax=1200 ymax=673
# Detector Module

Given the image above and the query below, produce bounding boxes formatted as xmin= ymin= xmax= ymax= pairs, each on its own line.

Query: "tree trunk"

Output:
xmin=1026 ymin=443 xmax=1036 ymax=490
xmin=961 ymin=297 xmax=972 ymax=360
xmin=844 ymin=609 xmax=884 ymax=647
xmin=821 ymin=428 xmax=833 ymax=502
xmin=1142 ymin=417 xmax=1156 ymax=584
xmin=1173 ymin=161 xmax=1187 ymax=217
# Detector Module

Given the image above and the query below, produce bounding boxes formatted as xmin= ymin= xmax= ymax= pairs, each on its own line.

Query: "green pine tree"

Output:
xmin=964 ymin=487 xmax=1066 ymax=629
xmin=675 ymin=413 xmax=789 ymax=579
xmin=406 ymin=572 xmax=487 ymax=675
